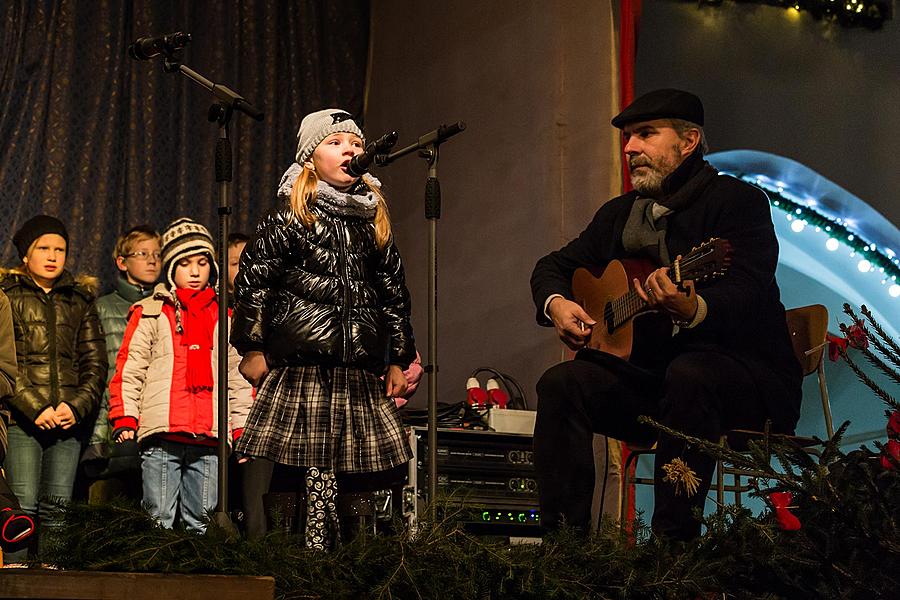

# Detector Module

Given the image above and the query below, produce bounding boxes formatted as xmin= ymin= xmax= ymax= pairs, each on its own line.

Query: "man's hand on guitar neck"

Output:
xmin=547 ymin=296 xmax=596 ymax=350
xmin=633 ymin=261 xmax=699 ymax=325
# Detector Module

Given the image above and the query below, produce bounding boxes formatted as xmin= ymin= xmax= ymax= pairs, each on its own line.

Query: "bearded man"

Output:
xmin=530 ymin=89 xmax=801 ymax=540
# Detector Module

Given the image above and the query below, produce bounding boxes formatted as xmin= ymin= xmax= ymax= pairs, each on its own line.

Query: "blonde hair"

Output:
xmin=289 ymin=165 xmax=393 ymax=250
xmin=114 ymin=225 xmax=161 ymax=261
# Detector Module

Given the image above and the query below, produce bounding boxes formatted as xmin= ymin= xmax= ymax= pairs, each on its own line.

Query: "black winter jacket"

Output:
xmin=231 ymin=201 xmax=415 ymax=374
xmin=0 ymin=269 xmax=107 ymax=435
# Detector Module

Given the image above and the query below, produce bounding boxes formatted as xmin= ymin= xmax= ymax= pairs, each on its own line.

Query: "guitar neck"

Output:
xmin=574 ymin=238 xmax=730 ymax=343
xmin=609 ymin=286 xmax=652 ymax=331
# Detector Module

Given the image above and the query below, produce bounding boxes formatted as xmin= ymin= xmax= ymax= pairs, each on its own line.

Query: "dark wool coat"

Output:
xmin=531 ymin=155 xmax=802 ymax=433
xmin=231 ymin=201 xmax=415 ymax=375
xmin=0 ymin=269 xmax=107 ymax=437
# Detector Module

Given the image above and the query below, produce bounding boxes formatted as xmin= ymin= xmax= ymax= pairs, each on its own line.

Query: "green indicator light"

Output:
xmin=482 ymin=511 xmax=490 ymax=521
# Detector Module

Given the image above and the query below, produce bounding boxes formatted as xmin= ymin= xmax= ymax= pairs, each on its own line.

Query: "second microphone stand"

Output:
xmin=381 ymin=122 xmax=465 ymax=516
xmin=161 ymin=51 xmax=263 ymax=536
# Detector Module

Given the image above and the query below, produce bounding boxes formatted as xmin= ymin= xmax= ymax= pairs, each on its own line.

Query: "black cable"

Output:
xmin=398 ymin=401 xmax=491 ymax=429
xmin=469 ymin=367 xmax=529 ymax=409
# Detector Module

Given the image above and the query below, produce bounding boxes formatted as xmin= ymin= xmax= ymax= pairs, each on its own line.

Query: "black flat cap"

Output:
xmin=611 ymin=88 xmax=704 ymax=129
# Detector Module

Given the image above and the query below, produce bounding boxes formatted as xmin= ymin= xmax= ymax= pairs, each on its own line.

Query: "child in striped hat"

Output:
xmin=108 ymin=218 xmax=253 ymax=533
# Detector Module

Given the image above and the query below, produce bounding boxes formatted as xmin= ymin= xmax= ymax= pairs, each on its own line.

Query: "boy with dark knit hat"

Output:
xmin=108 ymin=218 xmax=252 ymax=533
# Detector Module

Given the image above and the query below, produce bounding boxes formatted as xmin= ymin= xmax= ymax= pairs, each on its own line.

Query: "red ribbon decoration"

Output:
xmin=887 ymin=411 xmax=900 ymax=441
xmin=769 ymin=491 xmax=801 ymax=531
xmin=826 ymin=333 xmax=848 ymax=362
xmin=881 ymin=439 xmax=900 ymax=471
xmin=846 ymin=320 xmax=869 ymax=350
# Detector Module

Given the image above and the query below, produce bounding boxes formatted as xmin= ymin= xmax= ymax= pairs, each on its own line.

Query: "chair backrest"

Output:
xmin=785 ymin=304 xmax=828 ymax=376
xmin=784 ymin=304 xmax=834 ymax=438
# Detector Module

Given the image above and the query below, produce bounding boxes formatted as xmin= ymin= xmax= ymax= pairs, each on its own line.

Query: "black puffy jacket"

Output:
xmin=231 ymin=201 xmax=415 ymax=374
xmin=0 ymin=269 xmax=107 ymax=435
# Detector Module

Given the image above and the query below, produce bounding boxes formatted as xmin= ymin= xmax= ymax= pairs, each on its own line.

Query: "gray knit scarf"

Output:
xmin=622 ymin=159 xmax=719 ymax=266
xmin=277 ymin=162 xmax=380 ymax=220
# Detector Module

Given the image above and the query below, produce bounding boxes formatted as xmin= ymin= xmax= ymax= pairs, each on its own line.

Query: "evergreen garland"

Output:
xmin=727 ymin=172 xmax=900 ymax=288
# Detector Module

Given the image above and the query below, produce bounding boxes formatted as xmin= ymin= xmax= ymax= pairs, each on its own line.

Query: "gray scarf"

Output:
xmin=277 ymin=162 xmax=381 ymax=220
xmin=622 ymin=198 xmax=672 ymax=265
xmin=621 ymin=159 xmax=719 ymax=266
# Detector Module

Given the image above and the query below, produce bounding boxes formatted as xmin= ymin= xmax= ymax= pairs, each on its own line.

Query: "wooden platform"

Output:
xmin=0 ymin=569 xmax=275 ymax=600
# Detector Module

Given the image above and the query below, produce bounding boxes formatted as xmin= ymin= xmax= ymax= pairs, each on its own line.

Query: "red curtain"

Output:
xmin=618 ymin=0 xmax=641 ymax=194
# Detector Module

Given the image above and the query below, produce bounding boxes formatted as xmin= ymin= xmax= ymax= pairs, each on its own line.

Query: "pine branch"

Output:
xmin=840 ymin=322 xmax=900 ymax=387
xmin=843 ymin=302 xmax=861 ymax=325
xmin=868 ymin=335 xmax=900 ymax=373
xmin=637 ymin=416 xmax=812 ymax=492
xmin=840 ymin=349 xmax=899 ymax=411
xmin=861 ymin=304 xmax=900 ymax=365
xmin=859 ymin=344 xmax=900 ymax=386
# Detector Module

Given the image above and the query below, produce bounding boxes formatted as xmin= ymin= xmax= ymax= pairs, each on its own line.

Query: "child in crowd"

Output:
xmin=1 ymin=289 xmax=36 ymax=555
xmin=224 ymin=232 xmax=250 ymax=526
xmin=108 ymin=218 xmax=252 ymax=533
xmin=231 ymin=109 xmax=416 ymax=548
xmin=82 ymin=225 xmax=161 ymax=502
xmin=0 ymin=215 xmax=107 ymax=557
xmin=226 ymin=232 xmax=250 ymax=295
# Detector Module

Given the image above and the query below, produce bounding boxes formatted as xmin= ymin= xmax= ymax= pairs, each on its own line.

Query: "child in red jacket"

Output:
xmin=109 ymin=218 xmax=252 ymax=533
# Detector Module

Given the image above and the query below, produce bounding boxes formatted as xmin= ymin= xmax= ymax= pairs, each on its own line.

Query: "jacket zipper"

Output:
xmin=336 ymin=220 xmax=352 ymax=364
xmin=47 ymin=291 xmax=59 ymax=409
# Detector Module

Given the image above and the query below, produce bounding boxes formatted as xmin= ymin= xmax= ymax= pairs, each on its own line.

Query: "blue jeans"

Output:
xmin=3 ymin=425 xmax=81 ymax=558
xmin=140 ymin=438 xmax=217 ymax=533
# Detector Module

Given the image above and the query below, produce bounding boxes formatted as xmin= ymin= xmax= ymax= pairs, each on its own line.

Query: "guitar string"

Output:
xmin=608 ymin=242 xmax=722 ymax=329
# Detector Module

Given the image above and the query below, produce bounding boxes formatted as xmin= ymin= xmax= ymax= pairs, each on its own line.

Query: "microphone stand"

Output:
xmin=381 ymin=122 xmax=465 ymax=518
xmin=157 ymin=50 xmax=264 ymax=536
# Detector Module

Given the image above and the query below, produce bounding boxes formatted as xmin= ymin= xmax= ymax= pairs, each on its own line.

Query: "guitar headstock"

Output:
xmin=673 ymin=237 xmax=732 ymax=284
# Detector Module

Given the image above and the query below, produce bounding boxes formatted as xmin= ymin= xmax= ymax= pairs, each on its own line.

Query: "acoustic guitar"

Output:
xmin=571 ymin=238 xmax=732 ymax=364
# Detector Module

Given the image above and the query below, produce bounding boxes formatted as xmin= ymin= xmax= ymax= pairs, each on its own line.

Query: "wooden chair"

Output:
xmin=619 ymin=304 xmax=834 ymax=520
xmin=716 ymin=303 xmax=833 ymax=507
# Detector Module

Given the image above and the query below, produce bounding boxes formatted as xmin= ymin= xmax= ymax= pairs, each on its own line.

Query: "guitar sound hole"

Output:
xmin=603 ymin=302 xmax=615 ymax=334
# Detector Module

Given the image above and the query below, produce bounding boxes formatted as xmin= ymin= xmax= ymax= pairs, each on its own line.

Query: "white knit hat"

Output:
xmin=160 ymin=217 xmax=218 ymax=289
xmin=295 ymin=109 xmax=364 ymax=164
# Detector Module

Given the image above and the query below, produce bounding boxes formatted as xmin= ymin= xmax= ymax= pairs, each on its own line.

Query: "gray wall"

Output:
xmin=635 ymin=0 xmax=900 ymax=227
xmin=366 ymin=1 xmax=619 ymax=408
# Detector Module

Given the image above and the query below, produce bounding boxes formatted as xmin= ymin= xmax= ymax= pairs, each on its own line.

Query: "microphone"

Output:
xmin=129 ymin=32 xmax=191 ymax=61
xmin=346 ymin=131 xmax=399 ymax=177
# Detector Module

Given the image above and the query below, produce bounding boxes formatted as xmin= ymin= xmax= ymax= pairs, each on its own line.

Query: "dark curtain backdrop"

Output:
xmin=0 ymin=0 xmax=369 ymax=289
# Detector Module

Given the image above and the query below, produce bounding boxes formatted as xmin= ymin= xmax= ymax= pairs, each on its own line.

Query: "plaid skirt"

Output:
xmin=235 ymin=366 xmax=412 ymax=473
